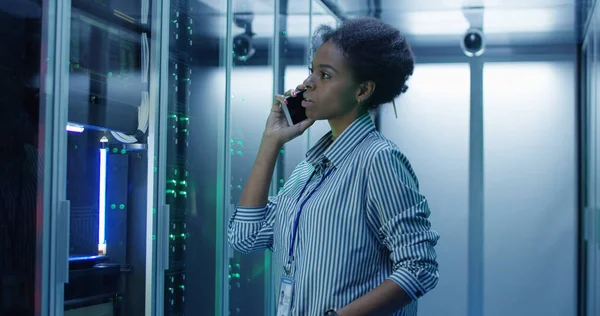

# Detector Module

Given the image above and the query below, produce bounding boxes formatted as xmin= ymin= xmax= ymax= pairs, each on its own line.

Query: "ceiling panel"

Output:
xmin=196 ymin=0 xmax=339 ymax=40
xmin=198 ymin=0 xmax=323 ymax=15
xmin=337 ymin=0 xmax=580 ymax=46
xmin=194 ymin=0 xmax=580 ymax=47
xmin=338 ymin=0 xmax=577 ymax=13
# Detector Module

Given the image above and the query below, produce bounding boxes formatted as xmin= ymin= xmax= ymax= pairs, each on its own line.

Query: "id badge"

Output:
xmin=275 ymin=276 xmax=295 ymax=316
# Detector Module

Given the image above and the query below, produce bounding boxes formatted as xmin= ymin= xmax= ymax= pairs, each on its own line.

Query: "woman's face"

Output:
xmin=302 ymin=41 xmax=364 ymax=122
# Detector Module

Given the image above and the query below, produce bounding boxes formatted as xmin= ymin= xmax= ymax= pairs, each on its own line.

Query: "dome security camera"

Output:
xmin=461 ymin=28 xmax=485 ymax=57
xmin=233 ymin=33 xmax=255 ymax=61
xmin=232 ymin=13 xmax=256 ymax=61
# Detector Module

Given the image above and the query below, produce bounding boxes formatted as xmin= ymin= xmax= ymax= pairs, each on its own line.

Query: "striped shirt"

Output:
xmin=228 ymin=114 xmax=439 ymax=316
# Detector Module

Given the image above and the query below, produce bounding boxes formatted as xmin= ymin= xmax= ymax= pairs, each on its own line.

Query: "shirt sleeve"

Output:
xmin=227 ymin=196 xmax=278 ymax=254
xmin=366 ymin=147 xmax=440 ymax=301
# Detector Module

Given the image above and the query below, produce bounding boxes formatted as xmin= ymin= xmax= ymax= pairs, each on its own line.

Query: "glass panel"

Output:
xmin=584 ymin=32 xmax=596 ymax=316
xmin=595 ymin=8 xmax=600 ymax=316
xmin=0 ymin=0 xmax=49 ymax=314
xmin=379 ymin=63 xmax=471 ymax=316
xmin=282 ymin=0 xmax=311 ymax=183
xmin=160 ymin=0 xmax=228 ymax=315
xmin=227 ymin=0 xmax=275 ymax=314
xmin=64 ymin=0 xmax=154 ymax=314
xmin=588 ymin=19 xmax=598 ymax=316
xmin=483 ymin=62 xmax=577 ymax=316
xmin=585 ymin=24 xmax=597 ymax=316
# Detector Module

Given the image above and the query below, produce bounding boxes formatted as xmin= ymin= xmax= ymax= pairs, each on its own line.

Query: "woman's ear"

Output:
xmin=356 ymin=81 xmax=376 ymax=103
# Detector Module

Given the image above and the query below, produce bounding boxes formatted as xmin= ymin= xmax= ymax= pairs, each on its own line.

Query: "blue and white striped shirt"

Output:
xmin=228 ymin=114 xmax=439 ymax=315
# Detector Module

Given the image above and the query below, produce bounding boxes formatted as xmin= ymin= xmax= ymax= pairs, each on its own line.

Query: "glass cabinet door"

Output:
xmin=594 ymin=9 xmax=600 ymax=316
xmin=226 ymin=0 xmax=276 ymax=314
xmin=0 ymin=0 xmax=57 ymax=314
xmin=62 ymin=0 xmax=158 ymax=314
xmin=154 ymin=0 xmax=228 ymax=315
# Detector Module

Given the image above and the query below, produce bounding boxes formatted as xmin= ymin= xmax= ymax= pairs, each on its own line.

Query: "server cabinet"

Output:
xmin=45 ymin=0 xmax=162 ymax=314
xmin=0 ymin=0 xmax=58 ymax=314
xmin=153 ymin=0 xmax=309 ymax=315
xmin=153 ymin=0 xmax=273 ymax=314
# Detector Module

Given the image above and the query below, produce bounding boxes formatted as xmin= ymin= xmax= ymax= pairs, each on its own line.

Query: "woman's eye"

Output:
xmin=321 ymin=72 xmax=331 ymax=79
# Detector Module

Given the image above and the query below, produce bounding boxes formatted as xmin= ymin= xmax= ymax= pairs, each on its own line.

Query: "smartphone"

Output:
xmin=281 ymin=88 xmax=307 ymax=126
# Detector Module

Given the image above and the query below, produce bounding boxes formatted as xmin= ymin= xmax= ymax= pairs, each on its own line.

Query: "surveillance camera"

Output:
xmin=461 ymin=28 xmax=485 ymax=57
xmin=233 ymin=33 xmax=255 ymax=61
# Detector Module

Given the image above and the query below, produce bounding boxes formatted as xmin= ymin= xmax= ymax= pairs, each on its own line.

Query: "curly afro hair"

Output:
xmin=311 ymin=17 xmax=415 ymax=109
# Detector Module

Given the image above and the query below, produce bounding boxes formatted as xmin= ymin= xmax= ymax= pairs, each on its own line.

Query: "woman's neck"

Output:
xmin=328 ymin=109 xmax=368 ymax=140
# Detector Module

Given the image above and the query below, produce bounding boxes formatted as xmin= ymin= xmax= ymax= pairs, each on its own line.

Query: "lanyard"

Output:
xmin=284 ymin=167 xmax=334 ymax=275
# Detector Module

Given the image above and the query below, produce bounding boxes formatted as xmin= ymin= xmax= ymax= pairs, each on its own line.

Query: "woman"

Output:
xmin=228 ymin=17 xmax=439 ymax=316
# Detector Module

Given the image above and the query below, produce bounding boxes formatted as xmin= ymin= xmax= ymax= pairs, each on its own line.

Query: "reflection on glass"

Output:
xmin=0 ymin=0 xmax=45 ymax=314
xmin=160 ymin=0 xmax=228 ymax=315
xmin=64 ymin=0 xmax=152 ymax=314
xmin=588 ymin=12 xmax=600 ymax=315
xmin=585 ymin=27 xmax=597 ymax=316
xmin=227 ymin=0 xmax=275 ymax=314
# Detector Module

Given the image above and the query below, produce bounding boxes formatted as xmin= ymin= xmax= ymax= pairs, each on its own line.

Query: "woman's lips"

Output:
xmin=301 ymin=100 xmax=313 ymax=107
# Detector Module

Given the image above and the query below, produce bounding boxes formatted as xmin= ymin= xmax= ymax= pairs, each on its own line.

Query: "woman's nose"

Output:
xmin=303 ymin=76 xmax=314 ymax=89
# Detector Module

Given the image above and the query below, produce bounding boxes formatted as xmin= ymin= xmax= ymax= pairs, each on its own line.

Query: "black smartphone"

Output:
xmin=281 ymin=88 xmax=307 ymax=126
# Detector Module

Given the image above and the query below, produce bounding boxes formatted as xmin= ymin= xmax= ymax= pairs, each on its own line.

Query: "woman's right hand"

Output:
xmin=263 ymin=86 xmax=315 ymax=147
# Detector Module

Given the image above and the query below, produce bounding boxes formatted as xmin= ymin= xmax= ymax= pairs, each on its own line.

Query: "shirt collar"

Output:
xmin=306 ymin=113 xmax=376 ymax=169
